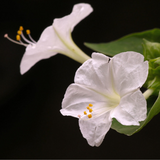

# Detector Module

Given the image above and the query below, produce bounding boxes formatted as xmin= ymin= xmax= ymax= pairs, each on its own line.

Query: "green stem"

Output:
xmin=143 ymin=89 xmax=154 ymax=99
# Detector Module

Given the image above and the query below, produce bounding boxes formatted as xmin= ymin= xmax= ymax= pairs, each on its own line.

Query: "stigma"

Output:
xmin=4 ymin=26 xmax=36 ymax=47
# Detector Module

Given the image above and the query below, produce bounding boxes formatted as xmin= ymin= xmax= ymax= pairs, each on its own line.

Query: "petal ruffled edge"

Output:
xmin=110 ymin=89 xmax=147 ymax=126
xmin=53 ymin=3 xmax=93 ymax=38
xmin=79 ymin=111 xmax=112 ymax=147
xmin=75 ymin=52 xmax=114 ymax=96
xmin=110 ymin=51 xmax=148 ymax=96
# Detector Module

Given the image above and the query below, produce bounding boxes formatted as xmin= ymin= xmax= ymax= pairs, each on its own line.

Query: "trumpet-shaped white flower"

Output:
xmin=5 ymin=3 xmax=92 ymax=74
xmin=60 ymin=51 xmax=148 ymax=147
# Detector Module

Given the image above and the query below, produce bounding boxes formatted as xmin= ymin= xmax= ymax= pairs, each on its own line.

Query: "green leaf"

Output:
xmin=144 ymin=57 xmax=160 ymax=92
xmin=111 ymin=92 xmax=160 ymax=136
xmin=143 ymin=39 xmax=160 ymax=60
xmin=84 ymin=28 xmax=160 ymax=56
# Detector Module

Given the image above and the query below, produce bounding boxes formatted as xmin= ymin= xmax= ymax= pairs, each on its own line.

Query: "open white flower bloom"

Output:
xmin=60 ymin=51 xmax=148 ymax=147
xmin=16 ymin=3 xmax=92 ymax=74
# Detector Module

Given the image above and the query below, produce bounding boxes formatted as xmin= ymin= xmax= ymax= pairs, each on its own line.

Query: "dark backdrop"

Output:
xmin=0 ymin=0 xmax=160 ymax=158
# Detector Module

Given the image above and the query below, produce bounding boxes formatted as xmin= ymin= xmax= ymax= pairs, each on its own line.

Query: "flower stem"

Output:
xmin=143 ymin=89 xmax=154 ymax=99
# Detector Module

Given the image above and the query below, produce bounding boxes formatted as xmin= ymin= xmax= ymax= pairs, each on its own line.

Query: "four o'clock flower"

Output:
xmin=4 ymin=3 xmax=92 ymax=74
xmin=60 ymin=51 xmax=148 ymax=147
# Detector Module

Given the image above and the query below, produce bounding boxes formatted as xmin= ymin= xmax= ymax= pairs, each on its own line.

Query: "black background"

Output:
xmin=0 ymin=0 xmax=160 ymax=158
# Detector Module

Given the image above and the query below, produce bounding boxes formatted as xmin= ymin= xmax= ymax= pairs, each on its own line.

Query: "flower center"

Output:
xmin=78 ymin=94 xmax=120 ymax=119
xmin=81 ymin=103 xmax=93 ymax=119
xmin=106 ymin=93 xmax=120 ymax=109
xmin=4 ymin=26 xmax=36 ymax=47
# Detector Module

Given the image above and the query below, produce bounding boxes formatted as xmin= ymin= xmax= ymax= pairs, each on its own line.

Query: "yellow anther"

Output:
xmin=87 ymin=106 xmax=90 ymax=109
xmin=17 ymin=30 xmax=21 ymax=35
xmin=19 ymin=26 xmax=23 ymax=31
xmin=88 ymin=114 xmax=92 ymax=118
xmin=84 ymin=111 xmax=87 ymax=115
xmin=89 ymin=108 xmax=93 ymax=113
xmin=89 ymin=104 xmax=93 ymax=107
xmin=26 ymin=29 xmax=30 ymax=35
xmin=16 ymin=35 xmax=21 ymax=41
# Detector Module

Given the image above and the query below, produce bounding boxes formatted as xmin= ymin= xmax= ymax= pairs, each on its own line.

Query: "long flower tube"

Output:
xmin=5 ymin=3 xmax=93 ymax=74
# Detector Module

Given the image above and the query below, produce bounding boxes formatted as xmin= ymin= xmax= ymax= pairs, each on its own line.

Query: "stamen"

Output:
xmin=84 ymin=111 xmax=87 ymax=115
xmin=20 ymin=30 xmax=35 ymax=44
xmin=4 ymin=26 xmax=37 ymax=47
xmin=17 ymin=30 xmax=22 ymax=35
xmin=26 ymin=29 xmax=36 ymax=43
xmin=82 ymin=104 xmax=94 ymax=118
xmin=4 ymin=34 xmax=27 ymax=46
xmin=16 ymin=34 xmax=28 ymax=46
xmin=19 ymin=26 xmax=23 ymax=31
xmin=16 ymin=35 xmax=21 ymax=41
xmin=26 ymin=29 xmax=30 ymax=34
xmin=88 ymin=114 xmax=92 ymax=118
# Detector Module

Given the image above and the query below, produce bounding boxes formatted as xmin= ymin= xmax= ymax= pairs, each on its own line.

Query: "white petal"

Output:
xmin=79 ymin=112 xmax=112 ymax=147
xmin=110 ymin=51 xmax=148 ymax=96
xmin=110 ymin=89 xmax=147 ymax=126
xmin=61 ymin=82 xmax=114 ymax=147
xmin=53 ymin=3 xmax=93 ymax=45
xmin=20 ymin=3 xmax=93 ymax=74
xmin=75 ymin=52 xmax=114 ymax=96
xmin=20 ymin=26 xmax=70 ymax=74
xmin=60 ymin=83 xmax=107 ymax=118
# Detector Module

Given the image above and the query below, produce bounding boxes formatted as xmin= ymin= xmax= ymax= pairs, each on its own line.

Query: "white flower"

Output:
xmin=60 ymin=51 xmax=148 ymax=147
xmin=6 ymin=3 xmax=92 ymax=74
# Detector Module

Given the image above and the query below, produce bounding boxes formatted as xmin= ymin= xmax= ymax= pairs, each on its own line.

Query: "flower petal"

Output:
xmin=75 ymin=52 xmax=115 ymax=96
xmin=53 ymin=3 xmax=93 ymax=45
xmin=20 ymin=26 xmax=70 ymax=74
xmin=60 ymin=83 xmax=108 ymax=118
xmin=110 ymin=89 xmax=147 ymax=126
xmin=79 ymin=112 xmax=112 ymax=146
xmin=20 ymin=3 xmax=93 ymax=74
xmin=111 ymin=51 xmax=148 ymax=96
